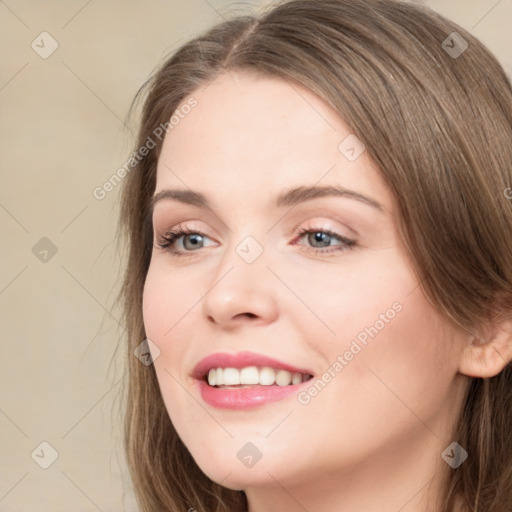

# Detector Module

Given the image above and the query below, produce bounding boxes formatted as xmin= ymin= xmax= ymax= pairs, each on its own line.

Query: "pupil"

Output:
xmin=184 ymin=234 xmax=202 ymax=250
xmin=310 ymin=232 xmax=330 ymax=247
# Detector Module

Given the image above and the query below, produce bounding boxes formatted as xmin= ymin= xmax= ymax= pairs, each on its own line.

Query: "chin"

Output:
xmin=199 ymin=462 xmax=281 ymax=491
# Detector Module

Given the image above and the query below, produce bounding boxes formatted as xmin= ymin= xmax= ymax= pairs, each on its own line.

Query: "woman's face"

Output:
xmin=143 ymin=71 xmax=469 ymax=498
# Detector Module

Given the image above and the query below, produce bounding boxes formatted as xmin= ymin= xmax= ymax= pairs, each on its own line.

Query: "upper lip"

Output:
xmin=192 ymin=351 xmax=314 ymax=380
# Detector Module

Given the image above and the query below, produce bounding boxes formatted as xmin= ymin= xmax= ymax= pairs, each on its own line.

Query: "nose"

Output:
xmin=202 ymin=243 xmax=279 ymax=328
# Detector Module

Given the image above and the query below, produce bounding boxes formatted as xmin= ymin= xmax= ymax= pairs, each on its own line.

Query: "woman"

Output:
xmin=119 ymin=0 xmax=512 ymax=510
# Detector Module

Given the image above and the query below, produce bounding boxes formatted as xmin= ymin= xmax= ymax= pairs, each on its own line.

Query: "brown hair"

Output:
xmin=118 ymin=0 xmax=512 ymax=510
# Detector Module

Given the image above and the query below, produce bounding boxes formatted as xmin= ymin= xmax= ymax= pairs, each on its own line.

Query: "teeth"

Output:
xmin=206 ymin=366 xmax=309 ymax=387
xmin=240 ymin=366 xmax=260 ymax=385
xmin=260 ymin=366 xmax=276 ymax=385
xmin=275 ymin=370 xmax=292 ymax=386
xmin=223 ymin=367 xmax=240 ymax=385
xmin=292 ymin=372 xmax=302 ymax=385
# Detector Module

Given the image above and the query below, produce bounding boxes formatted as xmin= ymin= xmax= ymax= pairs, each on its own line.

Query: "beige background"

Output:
xmin=0 ymin=1 xmax=510 ymax=511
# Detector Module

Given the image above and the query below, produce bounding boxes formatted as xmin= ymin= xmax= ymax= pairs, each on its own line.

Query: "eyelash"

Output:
xmin=155 ymin=225 xmax=356 ymax=258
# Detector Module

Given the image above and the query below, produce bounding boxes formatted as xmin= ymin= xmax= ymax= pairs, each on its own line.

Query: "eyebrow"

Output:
xmin=148 ymin=185 xmax=385 ymax=219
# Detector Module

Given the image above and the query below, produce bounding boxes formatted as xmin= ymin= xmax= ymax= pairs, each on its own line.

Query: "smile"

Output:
xmin=192 ymin=351 xmax=315 ymax=409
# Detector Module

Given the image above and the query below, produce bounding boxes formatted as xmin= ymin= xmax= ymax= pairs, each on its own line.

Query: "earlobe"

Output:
xmin=459 ymin=319 xmax=512 ymax=378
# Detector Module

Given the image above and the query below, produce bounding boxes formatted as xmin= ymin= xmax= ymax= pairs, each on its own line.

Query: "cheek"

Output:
xmin=141 ymin=263 xmax=204 ymax=420
xmin=319 ymin=286 xmax=458 ymax=440
xmin=141 ymin=262 xmax=196 ymax=401
xmin=293 ymin=251 xmax=457 ymax=426
xmin=282 ymin=248 xmax=415 ymax=344
xmin=142 ymin=260 xmax=206 ymax=384
xmin=142 ymin=261 xmax=196 ymax=340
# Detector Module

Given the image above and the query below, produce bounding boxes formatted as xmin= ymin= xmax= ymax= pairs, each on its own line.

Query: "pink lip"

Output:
xmin=191 ymin=351 xmax=314 ymax=410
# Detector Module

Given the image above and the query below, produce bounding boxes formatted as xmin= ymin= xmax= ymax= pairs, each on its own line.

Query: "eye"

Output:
xmin=155 ymin=225 xmax=215 ymax=256
xmin=293 ymin=227 xmax=356 ymax=255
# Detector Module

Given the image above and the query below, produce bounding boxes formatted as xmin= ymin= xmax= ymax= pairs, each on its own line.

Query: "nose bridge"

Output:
xmin=201 ymin=232 xmax=278 ymax=325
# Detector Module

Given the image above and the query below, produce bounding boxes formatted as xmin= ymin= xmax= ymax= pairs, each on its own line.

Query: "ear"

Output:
xmin=459 ymin=317 xmax=512 ymax=378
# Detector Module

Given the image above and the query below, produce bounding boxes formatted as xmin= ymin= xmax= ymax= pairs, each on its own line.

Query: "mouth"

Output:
xmin=192 ymin=351 xmax=315 ymax=409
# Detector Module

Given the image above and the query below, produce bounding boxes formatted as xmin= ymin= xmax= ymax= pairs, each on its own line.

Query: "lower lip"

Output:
xmin=197 ymin=380 xmax=306 ymax=409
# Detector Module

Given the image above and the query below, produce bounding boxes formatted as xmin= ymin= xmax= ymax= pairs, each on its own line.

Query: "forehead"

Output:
xmin=155 ymin=71 xmax=392 ymax=212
